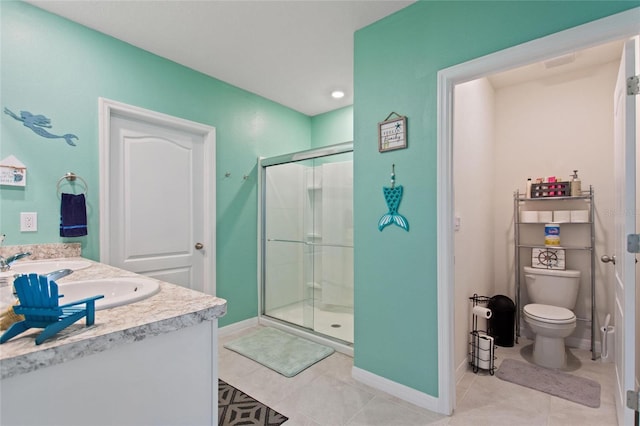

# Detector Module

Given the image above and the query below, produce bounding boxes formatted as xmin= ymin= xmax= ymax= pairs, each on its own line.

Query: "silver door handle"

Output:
xmin=195 ymin=243 xmax=204 ymax=250
xmin=600 ymin=255 xmax=616 ymax=264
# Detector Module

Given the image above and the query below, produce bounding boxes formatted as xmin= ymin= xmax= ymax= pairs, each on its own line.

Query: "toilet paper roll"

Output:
xmin=474 ymin=334 xmax=494 ymax=370
xmin=477 ymin=358 xmax=491 ymax=370
xmin=571 ymin=210 xmax=589 ymax=223
xmin=538 ymin=211 xmax=552 ymax=222
xmin=553 ymin=210 xmax=571 ymax=223
xmin=520 ymin=211 xmax=538 ymax=223
xmin=478 ymin=334 xmax=492 ymax=351
xmin=472 ymin=306 xmax=492 ymax=319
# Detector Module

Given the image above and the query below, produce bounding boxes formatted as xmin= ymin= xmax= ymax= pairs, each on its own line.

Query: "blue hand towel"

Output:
xmin=60 ymin=193 xmax=88 ymax=237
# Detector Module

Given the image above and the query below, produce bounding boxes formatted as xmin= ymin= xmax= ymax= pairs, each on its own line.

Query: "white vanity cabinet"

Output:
xmin=0 ymin=259 xmax=227 ymax=426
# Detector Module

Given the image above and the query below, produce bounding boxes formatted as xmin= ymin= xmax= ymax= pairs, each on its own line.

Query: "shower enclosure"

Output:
xmin=259 ymin=142 xmax=353 ymax=345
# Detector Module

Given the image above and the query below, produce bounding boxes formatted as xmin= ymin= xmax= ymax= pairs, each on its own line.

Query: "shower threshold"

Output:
xmin=259 ymin=315 xmax=353 ymax=357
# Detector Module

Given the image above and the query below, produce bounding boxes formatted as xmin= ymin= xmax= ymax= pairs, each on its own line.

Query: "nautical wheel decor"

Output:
xmin=531 ymin=248 xmax=566 ymax=270
xmin=538 ymin=250 xmax=559 ymax=268
xmin=378 ymin=164 xmax=409 ymax=232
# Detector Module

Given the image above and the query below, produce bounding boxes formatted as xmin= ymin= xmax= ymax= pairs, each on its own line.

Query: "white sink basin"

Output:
xmin=58 ymin=277 xmax=160 ymax=310
xmin=3 ymin=259 xmax=92 ymax=276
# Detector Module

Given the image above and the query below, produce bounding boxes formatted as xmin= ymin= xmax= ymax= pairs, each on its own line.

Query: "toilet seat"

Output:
xmin=523 ymin=303 xmax=576 ymax=325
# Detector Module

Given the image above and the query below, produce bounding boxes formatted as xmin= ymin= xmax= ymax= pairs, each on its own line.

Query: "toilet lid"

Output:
xmin=524 ymin=304 xmax=576 ymax=324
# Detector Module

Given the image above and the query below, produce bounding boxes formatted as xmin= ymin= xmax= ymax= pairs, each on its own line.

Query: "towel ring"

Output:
xmin=56 ymin=172 xmax=88 ymax=197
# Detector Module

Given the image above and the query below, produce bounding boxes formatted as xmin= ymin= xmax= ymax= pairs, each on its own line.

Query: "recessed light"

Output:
xmin=331 ymin=90 xmax=345 ymax=99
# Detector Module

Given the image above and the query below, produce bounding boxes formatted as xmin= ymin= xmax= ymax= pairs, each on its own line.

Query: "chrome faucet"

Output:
xmin=44 ymin=269 xmax=73 ymax=281
xmin=0 ymin=251 xmax=32 ymax=272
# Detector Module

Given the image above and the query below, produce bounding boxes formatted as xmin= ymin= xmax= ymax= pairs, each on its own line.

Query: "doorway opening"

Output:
xmin=436 ymin=9 xmax=639 ymax=415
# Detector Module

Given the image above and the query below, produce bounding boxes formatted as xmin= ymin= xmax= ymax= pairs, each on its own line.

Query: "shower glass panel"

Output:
xmin=261 ymin=144 xmax=353 ymax=344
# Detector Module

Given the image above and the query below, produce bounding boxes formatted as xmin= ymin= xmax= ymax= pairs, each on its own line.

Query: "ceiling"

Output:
xmin=488 ymin=39 xmax=624 ymax=89
xmin=27 ymin=0 xmax=415 ymax=117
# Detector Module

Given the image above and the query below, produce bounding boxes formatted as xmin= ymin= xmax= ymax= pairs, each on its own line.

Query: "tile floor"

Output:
xmin=218 ymin=326 xmax=618 ymax=425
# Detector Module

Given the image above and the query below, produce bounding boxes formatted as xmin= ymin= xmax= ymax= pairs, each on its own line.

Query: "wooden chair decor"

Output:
xmin=0 ymin=273 xmax=104 ymax=345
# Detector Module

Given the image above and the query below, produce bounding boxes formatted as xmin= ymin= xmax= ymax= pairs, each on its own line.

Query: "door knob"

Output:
xmin=600 ymin=255 xmax=616 ymax=264
xmin=195 ymin=242 xmax=204 ymax=250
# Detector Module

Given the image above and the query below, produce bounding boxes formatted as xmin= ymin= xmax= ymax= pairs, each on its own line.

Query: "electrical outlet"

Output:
xmin=20 ymin=212 xmax=37 ymax=232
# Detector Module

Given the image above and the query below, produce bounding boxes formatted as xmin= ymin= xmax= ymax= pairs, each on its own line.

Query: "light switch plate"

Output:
xmin=20 ymin=212 xmax=37 ymax=232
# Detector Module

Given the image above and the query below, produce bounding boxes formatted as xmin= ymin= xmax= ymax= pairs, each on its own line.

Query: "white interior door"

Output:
xmin=99 ymin=99 xmax=216 ymax=294
xmin=612 ymin=36 xmax=638 ymax=426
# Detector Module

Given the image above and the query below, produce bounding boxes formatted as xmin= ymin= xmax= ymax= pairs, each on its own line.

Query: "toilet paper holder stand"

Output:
xmin=469 ymin=294 xmax=496 ymax=375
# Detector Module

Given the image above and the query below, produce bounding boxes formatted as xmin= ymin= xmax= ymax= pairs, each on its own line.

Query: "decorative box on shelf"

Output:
xmin=530 ymin=181 xmax=570 ymax=198
xmin=532 ymin=248 xmax=566 ymax=270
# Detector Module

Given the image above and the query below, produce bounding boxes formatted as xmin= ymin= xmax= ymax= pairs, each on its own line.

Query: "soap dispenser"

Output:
xmin=571 ymin=170 xmax=581 ymax=196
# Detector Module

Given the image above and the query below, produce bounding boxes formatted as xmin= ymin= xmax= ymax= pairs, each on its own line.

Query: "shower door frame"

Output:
xmin=257 ymin=141 xmax=354 ymax=354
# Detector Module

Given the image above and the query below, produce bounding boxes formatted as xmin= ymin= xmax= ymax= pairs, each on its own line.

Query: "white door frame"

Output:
xmin=436 ymin=8 xmax=640 ymax=415
xmin=98 ymin=98 xmax=217 ymax=294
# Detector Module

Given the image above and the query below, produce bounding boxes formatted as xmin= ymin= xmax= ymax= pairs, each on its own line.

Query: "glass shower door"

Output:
xmin=262 ymin=147 xmax=353 ymax=343
xmin=263 ymin=159 xmax=317 ymax=331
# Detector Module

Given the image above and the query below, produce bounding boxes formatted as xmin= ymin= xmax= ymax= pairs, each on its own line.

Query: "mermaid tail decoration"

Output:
xmin=378 ymin=185 xmax=409 ymax=231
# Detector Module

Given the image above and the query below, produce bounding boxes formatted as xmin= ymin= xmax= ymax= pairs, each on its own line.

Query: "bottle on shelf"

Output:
xmin=526 ymin=178 xmax=532 ymax=198
xmin=571 ymin=170 xmax=581 ymax=196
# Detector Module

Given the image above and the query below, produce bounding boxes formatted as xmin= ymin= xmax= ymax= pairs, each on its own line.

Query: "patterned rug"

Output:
xmin=218 ymin=379 xmax=288 ymax=426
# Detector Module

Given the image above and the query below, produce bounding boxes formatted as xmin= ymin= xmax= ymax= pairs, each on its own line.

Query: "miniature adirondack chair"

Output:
xmin=0 ymin=273 xmax=104 ymax=345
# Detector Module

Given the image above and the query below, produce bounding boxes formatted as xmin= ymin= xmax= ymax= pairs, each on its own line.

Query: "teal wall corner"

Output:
xmin=353 ymin=0 xmax=639 ymax=397
xmin=311 ymin=105 xmax=354 ymax=148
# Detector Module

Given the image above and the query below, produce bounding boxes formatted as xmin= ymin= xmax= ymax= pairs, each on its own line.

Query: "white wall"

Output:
xmin=454 ymin=59 xmax=620 ymax=369
xmin=493 ymin=60 xmax=619 ymax=345
xmin=453 ymin=77 xmax=496 ymax=379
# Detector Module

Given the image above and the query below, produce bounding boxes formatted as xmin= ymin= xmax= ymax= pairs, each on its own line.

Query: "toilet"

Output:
xmin=522 ymin=266 xmax=581 ymax=369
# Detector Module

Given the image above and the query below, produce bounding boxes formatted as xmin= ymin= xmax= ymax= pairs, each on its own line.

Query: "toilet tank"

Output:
xmin=523 ymin=266 xmax=581 ymax=309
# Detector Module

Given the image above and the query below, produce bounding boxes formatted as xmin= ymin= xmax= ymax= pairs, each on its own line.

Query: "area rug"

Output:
xmin=496 ymin=358 xmax=600 ymax=408
xmin=223 ymin=327 xmax=334 ymax=377
xmin=219 ymin=379 xmax=288 ymax=426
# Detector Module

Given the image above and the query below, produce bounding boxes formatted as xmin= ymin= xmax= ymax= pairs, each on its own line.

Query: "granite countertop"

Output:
xmin=0 ymin=258 xmax=227 ymax=379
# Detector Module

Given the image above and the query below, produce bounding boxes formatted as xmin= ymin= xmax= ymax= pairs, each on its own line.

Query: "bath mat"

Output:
xmin=496 ymin=358 xmax=600 ymax=408
xmin=218 ymin=379 xmax=288 ymax=426
xmin=224 ymin=327 xmax=334 ymax=377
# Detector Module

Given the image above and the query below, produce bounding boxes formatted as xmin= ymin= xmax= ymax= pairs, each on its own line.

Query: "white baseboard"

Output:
xmin=218 ymin=317 xmax=258 ymax=337
xmin=352 ymin=366 xmax=445 ymax=415
xmin=455 ymin=357 xmax=469 ymax=384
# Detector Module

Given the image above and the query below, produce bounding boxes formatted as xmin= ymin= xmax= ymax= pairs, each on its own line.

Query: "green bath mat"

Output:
xmin=224 ymin=327 xmax=334 ymax=377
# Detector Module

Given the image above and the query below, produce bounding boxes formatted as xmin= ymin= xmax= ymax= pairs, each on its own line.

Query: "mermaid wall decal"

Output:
xmin=378 ymin=164 xmax=409 ymax=232
xmin=4 ymin=108 xmax=78 ymax=146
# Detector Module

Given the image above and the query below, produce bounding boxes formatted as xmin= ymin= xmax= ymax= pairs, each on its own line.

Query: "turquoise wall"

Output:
xmin=353 ymin=1 xmax=638 ymax=397
xmin=310 ymin=105 xmax=353 ymax=148
xmin=0 ymin=1 xmax=314 ymax=326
